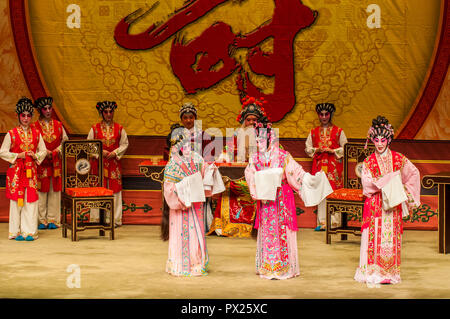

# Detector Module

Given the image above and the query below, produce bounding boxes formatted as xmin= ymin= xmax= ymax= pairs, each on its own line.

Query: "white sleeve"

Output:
xmin=87 ymin=128 xmax=94 ymax=140
xmin=34 ymin=134 xmax=48 ymax=165
xmin=0 ymin=133 xmax=18 ymax=164
xmin=113 ymin=128 xmax=129 ymax=160
xmin=305 ymin=132 xmax=316 ymax=158
xmin=56 ymin=126 xmax=69 ymax=153
xmin=334 ymin=130 xmax=348 ymax=159
xmin=300 ymin=171 xmax=333 ymax=207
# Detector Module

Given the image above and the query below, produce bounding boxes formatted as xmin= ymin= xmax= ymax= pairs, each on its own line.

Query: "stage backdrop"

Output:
xmin=0 ymin=0 xmax=449 ymax=230
xmin=0 ymin=0 xmax=448 ymax=139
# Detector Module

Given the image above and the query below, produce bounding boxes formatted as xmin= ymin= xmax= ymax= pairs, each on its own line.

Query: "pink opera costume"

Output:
xmin=245 ymin=122 xmax=333 ymax=280
xmin=161 ymin=124 xmax=224 ymax=276
xmin=0 ymin=97 xmax=47 ymax=241
xmin=354 ymin=116 xmax=420 ymax=285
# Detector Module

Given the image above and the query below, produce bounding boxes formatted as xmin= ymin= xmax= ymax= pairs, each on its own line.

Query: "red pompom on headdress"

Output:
xmin=236 ymin=95 xmax=268 ymax=123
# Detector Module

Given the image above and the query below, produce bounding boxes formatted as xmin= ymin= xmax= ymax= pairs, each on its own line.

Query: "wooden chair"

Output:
xmin=325 ymin=142 xmax=375 ymax=244
xmin=61 ymin=140 xmax=115 ymax=241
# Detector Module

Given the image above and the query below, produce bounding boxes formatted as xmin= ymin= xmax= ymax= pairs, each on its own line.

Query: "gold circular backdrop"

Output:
xmin=27 ymin=0 xmax=442 ymax=137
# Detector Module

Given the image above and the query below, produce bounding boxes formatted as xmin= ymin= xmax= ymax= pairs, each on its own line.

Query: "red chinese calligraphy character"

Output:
xmin=114 ymin=0 xmax=317 ymax=122
xmin=170 ymin=22 xmax=239 ymax=94
xmin=234 ymin=0 xmax=317 ymax=122
xmin=114 ymin=0 xmax=229 ymax=50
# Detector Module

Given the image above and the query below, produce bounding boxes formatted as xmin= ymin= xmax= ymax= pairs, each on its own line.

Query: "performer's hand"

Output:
xmin=316 ymin=147 xmax=324 ymax=153
xmin=26 ymin=151 xmax=36 ymax=160
xmin=17 ymin=151 xmax=26 ymax=159
xmin=106 ymin=151 xmax=116 ymax=160
xmin=46 ymin=150 xmax=52 ymax=159
xmin=103 ymin=150 xmax=109 ymax=158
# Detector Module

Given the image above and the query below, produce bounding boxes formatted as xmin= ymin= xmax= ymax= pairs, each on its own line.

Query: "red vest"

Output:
xmin=92 ymin=122 xmax=123 ymax=193
xmin=310 ymin=125 xmax=344 ymax=190
xmin=31 ymin=119 xmax=64 ymax=192
xmin=6 ymin=127 xmax=40 ymax=205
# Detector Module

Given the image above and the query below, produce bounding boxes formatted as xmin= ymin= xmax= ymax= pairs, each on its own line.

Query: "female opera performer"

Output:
xmin=0 ymin=97 xmax=47 ymax=241
xmin=31 ymin=96 xmax=68 ymax=230
xmin=245 ymin=121 xmax=332 ymax=280
xmin=305 ymin=102 xmax=347 ymax=231
xmin=87 ymin=101 xmax=129 ymax=227
xmin=161 ymin=124 xmax=221 ymax=276
xmin=354 ymin=116 xmax=421 ymax=285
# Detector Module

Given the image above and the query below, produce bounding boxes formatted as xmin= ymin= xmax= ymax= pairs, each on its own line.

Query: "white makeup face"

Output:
xmin=102 ymin=108 xmax=114 ymax=123
xmin=41 ymin=104 xmax=53 ymax=119
xmin=19 ymin=111 xmax=32 ymax=127
xmin=318 ymin=110 xmax=331 ymax=126
xmin=373 ymin=135 xmax=388 ymax=154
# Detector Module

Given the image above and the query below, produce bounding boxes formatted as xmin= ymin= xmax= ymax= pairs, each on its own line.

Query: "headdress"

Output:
xmin=15 ymin=97 xmax=34 ymax=115
xmin=166 ymin=124 xmax=188 ymax=149
xmin=164 ymin=124 xmax=203 ymax=183
xmin=179 ymin=102 xmax=197 ymax=119
xmin=237 ymin=96 xmax=268 ymax=124
xmin=254 ymin=120 xmax=277 ymax=151
xmin=315 ymin=102 xmax=336 ymax=114
xmin=34 ymin=96 xmax=53 ymax=113
xmin=365 ymin=115 xmax=394 ymax=149
xmin=96 ymin=101 xmax=117 ymax=113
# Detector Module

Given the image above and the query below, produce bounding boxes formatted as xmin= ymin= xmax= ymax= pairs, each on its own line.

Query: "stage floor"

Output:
xmin=0 ymin=224 xmax=449 ymax=299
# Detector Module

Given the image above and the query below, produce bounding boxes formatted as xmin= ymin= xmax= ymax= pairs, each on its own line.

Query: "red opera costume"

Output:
xmin=309 ymin=125 xmax=344 ymax=190
xmin=91 ymin=122 xmax=124 ymax=193
xmin=5 ymin=126 xmax=40 ymax=204
xmin=87 ymin=101 xmax=129 ymax=227
xmin=31 ymin=119 xmax=64 ymax=193
xmin=207 ymin=96 xmax=266 ymax=237
xmin=305 ymin=102 xmax=347 ymax=230
xmin=354 ymin=116 xmax=420 ymax=285
xmin=0 ymin=97 xmax=47 ymax=240
xmin=31 ymin=118 xmax=68 ymax=228
xmin=355 ymin=150 xmax=420 ymax=284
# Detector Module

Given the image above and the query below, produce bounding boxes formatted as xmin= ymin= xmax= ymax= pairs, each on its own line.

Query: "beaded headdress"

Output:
xmin=15 ymin=97 xmax=34 ymax=115
xmin=96 ymin=101 xmax=117 ymax=113
xmin=34 ymin=96 xmax=53 ymax=113
xmin=179 ymin=102 xmax=197 ymax=119
xmin=365 ymin=115 xmax=395 ymax=149
xmin=315 ymin=102 xmax=336 ymax=114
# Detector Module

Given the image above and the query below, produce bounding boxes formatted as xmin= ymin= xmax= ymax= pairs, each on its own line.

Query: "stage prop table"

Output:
xmin=422 ymin=172 xmax=450 ymax=254
xmin=138 ymin=160 xmax=248 ymax=233
xmin=138 ymin=160 xmax=247 ymax=187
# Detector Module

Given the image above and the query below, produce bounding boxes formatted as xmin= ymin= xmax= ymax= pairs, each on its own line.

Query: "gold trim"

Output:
xmin=293 ymin=157 xmax=312 ymax=162
xmin=125 ymin=155 xmax=163 ymax=159
xmin=348 ymin=158 xmax=450 ymax=164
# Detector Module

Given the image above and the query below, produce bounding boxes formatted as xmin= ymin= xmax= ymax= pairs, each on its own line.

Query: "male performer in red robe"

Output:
xmin=88 ymin=101 xmax=129 ymax=227
xmin=305 ymin=103 xmax=347 ymax=231
xmin=31 ymin=96 xmax=68 ymax=230
xmin=208 ymin=96 xmax=267 ymax=237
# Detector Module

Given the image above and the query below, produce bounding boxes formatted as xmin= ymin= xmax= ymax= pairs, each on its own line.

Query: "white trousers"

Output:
xmin=9 ymin=190 xmax=39 ymax=239
xmin=38 ymin=180 xmax=61 ymax=225
xmin=90 ymin=191 xmax=122 ymax=226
